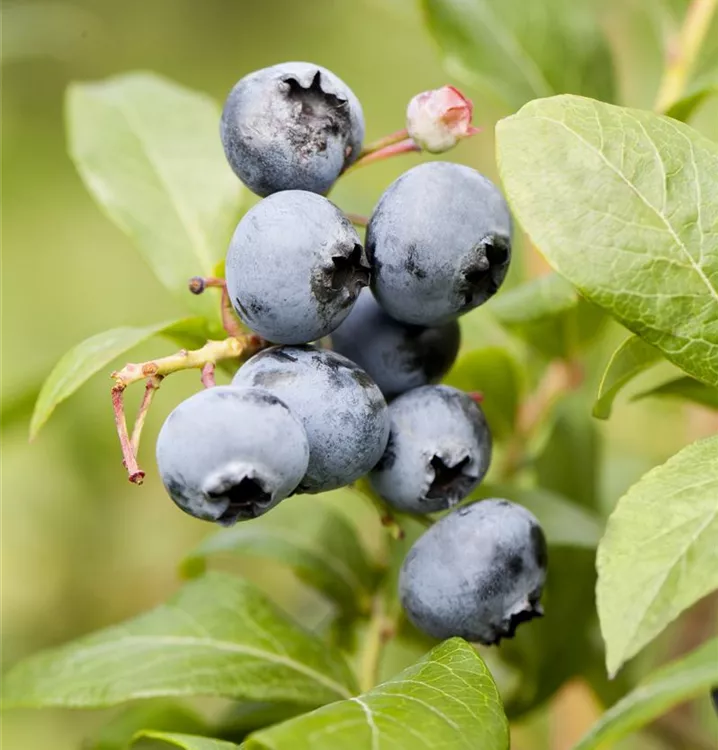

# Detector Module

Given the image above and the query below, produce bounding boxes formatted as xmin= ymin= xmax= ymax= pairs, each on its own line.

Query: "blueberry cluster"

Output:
xmin=156 ymin=62 xmax=546 ymax=645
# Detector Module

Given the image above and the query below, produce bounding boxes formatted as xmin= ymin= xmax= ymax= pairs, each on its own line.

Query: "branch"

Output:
xmin=654 ymin=0 xmax=718 ymax=112
xmin=111 ymin=333 xmax=264 ymax=482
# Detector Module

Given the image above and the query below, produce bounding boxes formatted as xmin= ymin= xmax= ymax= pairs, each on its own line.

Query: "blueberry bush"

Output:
xmin=3 ymin=1 xmax=718 ymax=748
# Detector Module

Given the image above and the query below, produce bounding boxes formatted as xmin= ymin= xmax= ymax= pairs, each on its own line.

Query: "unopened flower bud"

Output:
xmin=406 ymin=86 xmax=479 ymax=153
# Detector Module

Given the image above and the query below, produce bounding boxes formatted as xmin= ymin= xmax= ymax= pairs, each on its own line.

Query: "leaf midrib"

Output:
xmin=26 ymin=634 xmax=353 ymax=701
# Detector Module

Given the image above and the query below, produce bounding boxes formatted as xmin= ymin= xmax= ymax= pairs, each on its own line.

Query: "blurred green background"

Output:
xmin=2 ymin=1 xmax=717 ymax=748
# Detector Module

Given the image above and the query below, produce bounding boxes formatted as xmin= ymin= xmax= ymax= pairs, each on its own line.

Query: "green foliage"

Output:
xmin=534 ymin=395 xmax=602 ymax=511
xmin=489 ymin=274 xmax=605 ymax=360
xmin=182 ymin=493 xmax=380 ymax=617
xmin=633 ymin=375 xmax=718 ymax=410
xmin=89 ymin=702 xmax=209 ymax=750
xmin=244 ymin=639 xmax=509 ymax=750
xmin=574 ymin=638 xmax=718 ymax=750
xmin=134 ymin=734 xmax=239 ymax=750
xmin=422 ymin=0 xmax=615 ymax=110
xmin=7 ymin=2 xmax=718 ymax=748
xmin=1 ymin=572 xmax=356 ymax=709
xmin=30 ymin=317 xmax=208 ymax=439
xmin=593 ymin=336 xmax=662 ymax=419
xmin=496 ymin=95 xmax=718 ymax=387
xmin=66 ymin=73 xmax=244 ymax=318
xmin=597 ymin=435 xmax=718 ymax=675
xmin=443 ymin=346 xmax=522 ymax=439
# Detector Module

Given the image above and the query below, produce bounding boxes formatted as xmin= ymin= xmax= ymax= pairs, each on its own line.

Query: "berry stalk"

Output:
xmin=111 ymin=333 xmax=264 ymax=483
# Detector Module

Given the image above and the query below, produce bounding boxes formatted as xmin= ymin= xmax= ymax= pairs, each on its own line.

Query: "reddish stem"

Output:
xmin=130 ymin=377 xmax=162 ymax=457
xmin=345 ymin=213 xmax=369 ymax=228
xmin=201 ymin=362 xmax=216 ymax=388
xmin=111 ymin=385 xmax=145 ymax=484
xmin=346 ymin=139 xmax=420 ymax=173
xmin=189 ymin=276 xmax=244 ymax=338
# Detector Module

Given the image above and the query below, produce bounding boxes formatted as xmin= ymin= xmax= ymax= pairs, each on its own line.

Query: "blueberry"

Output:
xmin=400 ymin=499 xmax=547 ymax=645
xmin=330 ymin=288 xmax=460 ymax=401
xmin=220 ymin=61 xmax=364 ymax=197
xmin=369 ymin=385 xmax=491 ymax=513
xmin=156 ymin=386 xmax=309 ymax=525
xmin=367 ymin=162 xmax=512 ymax=326
xmin=233 ymin=346 xmax=389 ymax=493
xmin=226 ymin=190 xmax=370 ymax=345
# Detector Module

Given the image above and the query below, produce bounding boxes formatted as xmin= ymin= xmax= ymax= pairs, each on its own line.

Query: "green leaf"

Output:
xmin=633 ymin=376 xmax=718 ymax=411
xmin=666 ymin=83 xmax=718 ymax=122
xmin=499 ymin=548 xmax=597 ymax=718
xmin=66 ymin=73 xmax=243 ymax=315
xmin=183 ymin=494 xmax=379 ymax=616
xmin=443 ymin=346 xmax=523 ymax=439
xmin=535 ymin=395 xmax=601 ymax=511
xmin=134 ymin=733 xmax=239 ymax=750
xmin=489 ymin=273 xmax=605 ymax=360
xmin=90 ymin=701 xmax=209 ymax=750
xmin=496 ymin=96 xmax=718 ymax=388
xmin=470 ymin=486 xmax=602 ymax=549
xmin=593 ymin=336 xmax=663 ymax=419
xmin=244 ymin=639 xmax=509 ymax=750
xmin=597 ymin=435 xmax=718 ymax=676
xmin=1 ymin=572 xmax=356 ymax=709
xmin=422 ymin=0 xmax=615 ymax=110
xmin=574 ymin=638 xmax=718 ymax=750
xmin=29 ymin=317 xmax=207 ymax=440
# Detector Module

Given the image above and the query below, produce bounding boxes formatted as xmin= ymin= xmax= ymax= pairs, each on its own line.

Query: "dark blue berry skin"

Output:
xmin=156 ymin=386 xmax=309 ymax=526
xmin=226 ymin=190 xmax=370 ymax=345
xmin=369 ymin=385 xmax=491 ymax=513
xmin=400 ymin=499 xmax=547 ymax=645
xmin=367 ymin=161 xmax=512 ymax=326
xmin=330 ymin=288 xmax=460 ymax=401
xmin=233 ymin=346 xmax=389 ymax=493
xmin=220 ymin=62 xmax=365 ymax=197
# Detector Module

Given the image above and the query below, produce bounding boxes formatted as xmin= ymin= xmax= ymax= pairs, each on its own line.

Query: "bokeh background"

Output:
xmin=2 ymin=1 xmax=718 ymax=748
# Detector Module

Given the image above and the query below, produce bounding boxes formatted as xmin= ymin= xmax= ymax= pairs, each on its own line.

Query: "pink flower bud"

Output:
xmin=406 ymin=86 xmax=480 ymax=153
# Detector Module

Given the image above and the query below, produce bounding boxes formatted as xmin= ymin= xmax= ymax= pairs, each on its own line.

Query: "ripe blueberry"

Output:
xmin=367 ymin=161 xmax=512 ymax=326
xmin=330 ymin=288 xmax=460 ymax=401
xmin=156 ymin=386 xmax=309 ymax=525
xmin=220 ymin=62 xmax=365 ymax=197
xmin=369 ymin=385 xmax=491 ymax=513
xmin=400 ymin=499 xmax=547 ymax=645
xmin=226 ymin=190 xmax=370 ymax=345
xmin=233 ymin=346 xmax=389 ymax=493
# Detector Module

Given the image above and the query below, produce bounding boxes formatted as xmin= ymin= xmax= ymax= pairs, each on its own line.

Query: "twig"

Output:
xmin=653 ymin=0 xmax=718 ymax=112
xmin=189 ymin=276 xmax=245 ymax=338
xmin=345 ymin=213 xmax=369 ymax=228
xmin=358 ymin=595 xmax=395 ymax=692
xmin=343 ymin=139 xmax=420 ymax=175
xmin=130 ymin=376 xmax=163 ymax=456
xmin=201 ymin=362 xmax=216 ymax=388
xmin=111 ymin=334 xmax=264 ymax=482
xmin=499 ymin=360 xmax=583 ymax=479
xmin=111 ymin=384 xmax=144 ymax=484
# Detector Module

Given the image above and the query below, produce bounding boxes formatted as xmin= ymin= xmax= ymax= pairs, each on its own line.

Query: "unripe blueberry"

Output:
xmin=226 ymin=190 xmax=370 ymax=345
xmin=220 ymin=62 xmax=364 ymax=197
xmin=156 ymin=386 xmax=309 ymax=525
xmin=406 ymin=85 xmax=479 ymax=153
xmin=330 ymin=288 xmax=460 ymax=401
xmin=400 ymin=499 xmax=547 ymax=645
xmin=233 ymin=346 xmax=389 ymax=493
xmin=369 ymin=385 xmax=491 ymax=513
xmin=368 ymin=161 xmax=512 ymax=326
